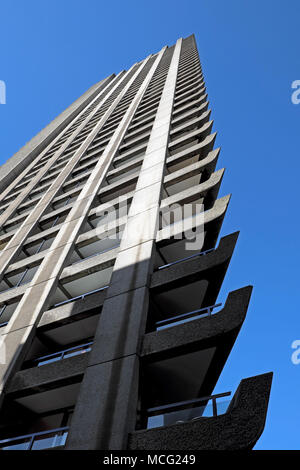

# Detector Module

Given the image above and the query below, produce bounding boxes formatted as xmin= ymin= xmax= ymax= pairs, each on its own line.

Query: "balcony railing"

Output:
xmin=157 ymin=248 xmax=214 ymax=271
xmin=53 ymin=285 xmax=109 ymax=308
xmin=0 ymin=303 xmax=11 ymax=328
xmin=146 ymin=392 xmax=231 ymax=429
xmin=155 ymin=303 xmax=222 ymax=330
xmin=27 ymin=341 xmax=93 ymax=368
xmin=0 ymin=426 xmax=69 ymax=450
xmin=71 ymin=243 xmax=120 ymax=266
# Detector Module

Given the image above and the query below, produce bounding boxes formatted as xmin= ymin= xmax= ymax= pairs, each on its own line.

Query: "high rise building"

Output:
xmin=0 ymin=35 xmax=272 ymax=451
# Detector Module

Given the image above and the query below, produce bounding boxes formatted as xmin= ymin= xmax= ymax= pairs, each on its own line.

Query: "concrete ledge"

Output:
xmin=171 ymin=99 xmax=209 ymax=127
xmin=6 ymin=353 xmax=88 ymax=396
xmin=37 ymin=288 xmax=107 ymax=331
xmin=128 ymin=372 xmax=273 ymax=450
xmin=166 ymin=132 xmax=216 ymax=169
xmin=60 ymin=247 xmax=118 ymax=285
xmin=164 ymin=148 xmax=220 ymax=187
xmin=141 ymin=286 xmax=252 ymax=359
xmin=156 ymin=194 xmax=230 ymax=246
xmin=161 ymin=168 xmax=224 ymax=210
xmin=151 ymin=232 xmax=239 ymax=292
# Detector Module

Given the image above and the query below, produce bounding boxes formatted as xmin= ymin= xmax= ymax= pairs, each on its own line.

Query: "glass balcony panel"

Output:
xmin=31 ymin=430 xmax=68 ymax=450
xmin=33 ymin=342 xmax=93 ymax=367
xmin=216 ymin=400 xmax=230 ymax=415
xmin=156 ymin=314 xmax=206 ymax=330
xmin=1 ymin=439 xmax=31 ymax=450
xmin=146 ymin=396 xmax=231 ymax=429
xmin=148 ymin=404 xmax=208 ymax=429
xmin=0 ymin=428 xmax=69 ymax=451
xmin=155 ymin=303 xmax=222 ymax=331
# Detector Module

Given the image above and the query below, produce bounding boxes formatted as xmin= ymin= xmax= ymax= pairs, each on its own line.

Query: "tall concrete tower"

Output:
xmin=0 ymin=35 xmax=272 ymax=450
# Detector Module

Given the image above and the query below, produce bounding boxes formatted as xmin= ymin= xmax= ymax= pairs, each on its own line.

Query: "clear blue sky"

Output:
xmin=0 ymin=0 xmax=299 ymax=450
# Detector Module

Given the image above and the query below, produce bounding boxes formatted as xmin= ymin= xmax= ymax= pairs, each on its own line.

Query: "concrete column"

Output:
xmin=66 ymin=38 xmax=182 ymax=450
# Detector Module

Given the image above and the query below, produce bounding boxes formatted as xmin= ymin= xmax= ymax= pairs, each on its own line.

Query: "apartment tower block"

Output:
xmin=0 ymin=35 xmax=272 ymax=450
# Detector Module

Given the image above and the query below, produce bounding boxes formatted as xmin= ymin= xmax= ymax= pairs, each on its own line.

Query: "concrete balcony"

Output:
xmin=140 ymin=287 xmax=252 ymax=420
xmin=37 ymin=287 xmax=107 ymax=346
xmin=143 ymin=287 xmax=251 ymax=361
xmin=164 ymin=148 xmax=219 ymax=196
xmin=6 ymin=352 xmax=87 ymax=409
xmin=160 ymin=168 xmax=224 ymax=221
xmin=171 ymin=99 xmax=209 ymax=128
xmin=173 ymin=88 xmax=206 ymax=112
xmin=173 ymin=92 xmax=207 ymax=113
xmin=3 ymin=287 xmax=251 ymax=430
xmin=166 ymin=133 xmax=216 ymax=173
xmin=152 ymin=232 xmax=238 ymax=311
xmin=128 ymin=373 xmax=273 ymax=450
xmin=156 ymin=195 xmax=230 ymax=267
xmin=169 ymin=110 xmax=211 ymax=141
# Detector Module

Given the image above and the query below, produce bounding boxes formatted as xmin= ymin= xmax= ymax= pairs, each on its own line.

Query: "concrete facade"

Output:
xmin=0 ymin=35 xmax=272 ymax=450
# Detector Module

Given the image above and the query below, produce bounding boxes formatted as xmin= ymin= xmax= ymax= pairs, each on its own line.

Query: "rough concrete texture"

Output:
xmin=141 ymin=286 xmax=252 ymax=358
xmin=128 ymin=373 xmax=273 ymax=450
xmin=7 ymin=353 xmax=88 ymax=395
xmin=38 ymin=288 xmax=107 ymax=330
xmin=151 ymin=232 xmax=239 ymax=290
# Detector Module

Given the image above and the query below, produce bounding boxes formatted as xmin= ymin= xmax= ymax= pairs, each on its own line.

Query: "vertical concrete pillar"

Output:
xmin=66 ymin=38 xmax=182 ymax=450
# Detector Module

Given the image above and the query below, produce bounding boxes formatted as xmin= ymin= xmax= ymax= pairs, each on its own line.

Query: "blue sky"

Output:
xmin=0 ymin=0 xmax=299 ymax=450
